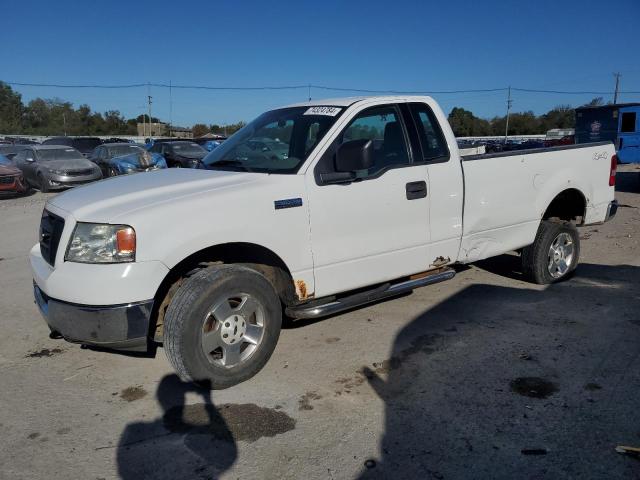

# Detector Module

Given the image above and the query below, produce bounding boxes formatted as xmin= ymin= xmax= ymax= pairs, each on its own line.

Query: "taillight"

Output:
xmin=609 ymin=154 xmax=617 ymax=187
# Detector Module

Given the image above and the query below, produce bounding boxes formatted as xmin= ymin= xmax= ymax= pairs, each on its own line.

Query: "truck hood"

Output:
xmin=48 ymin=168 xmax=262 ymax=222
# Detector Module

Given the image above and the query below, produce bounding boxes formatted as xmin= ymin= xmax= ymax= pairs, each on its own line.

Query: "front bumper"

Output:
xmin=34 ymin=283 xmax=152 ymax=352
xmin=47 ymin=171 xmax=102 ymax=189
xmin=119 ymin=164 xmax=164 ymax=175
xmin=0 ymin=175 xmax=28 ymax=195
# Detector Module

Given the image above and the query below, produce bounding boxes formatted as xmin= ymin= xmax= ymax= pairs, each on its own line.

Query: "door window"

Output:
xmin=341 ymin=105 xmax=410 ymax=177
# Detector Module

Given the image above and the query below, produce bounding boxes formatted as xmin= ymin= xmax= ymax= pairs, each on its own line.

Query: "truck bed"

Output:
xmin=458 ymin=141 xmax=615 ymax=264
xmin=462 ymin=141 xmax=612 ymax=162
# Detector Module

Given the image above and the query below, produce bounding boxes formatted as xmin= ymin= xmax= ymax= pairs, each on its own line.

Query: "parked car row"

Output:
xmin=0 ymin=136 xmax=218 ymax=196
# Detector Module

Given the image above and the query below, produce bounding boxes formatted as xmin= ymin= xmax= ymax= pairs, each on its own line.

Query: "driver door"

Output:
xmin=306 ymin=104 xmax=431 ymax=297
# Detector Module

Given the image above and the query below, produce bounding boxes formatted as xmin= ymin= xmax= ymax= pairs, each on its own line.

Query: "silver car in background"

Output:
xmin=12 ymin=145 xmax=102 ymax=192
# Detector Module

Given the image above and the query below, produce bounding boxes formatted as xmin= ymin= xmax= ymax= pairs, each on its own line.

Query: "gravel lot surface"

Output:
xmin=1 ymin=165 xmax=639 ymax=479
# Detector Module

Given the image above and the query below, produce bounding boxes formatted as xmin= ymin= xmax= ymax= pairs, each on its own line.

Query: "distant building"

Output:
xmin=168 ymin=126 xmax=193 ymax=139
xmin=137 ymin=122 xmax=167 ymax=137
xmin=136 ymin=123 xmax=193 ymax=139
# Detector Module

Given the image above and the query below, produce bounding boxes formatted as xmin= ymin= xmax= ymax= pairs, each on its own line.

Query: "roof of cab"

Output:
xmin=282 ymin=95 xmax=434 ymax=109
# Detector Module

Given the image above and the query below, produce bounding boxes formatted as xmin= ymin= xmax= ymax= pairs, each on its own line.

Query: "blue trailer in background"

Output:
xmin=618 ymin=105 xmax=640 ymax=163
xmin=575 ymin=103 xmax=640 ymax=164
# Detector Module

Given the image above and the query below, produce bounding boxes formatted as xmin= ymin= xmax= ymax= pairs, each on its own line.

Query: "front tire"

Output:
xmin=163 ymin=264 xmax=282 ymax=389
xmin=38 ymin=173 xmax=50 ymax=193
xmin=522 ymin=220 xmax=580 ymax=284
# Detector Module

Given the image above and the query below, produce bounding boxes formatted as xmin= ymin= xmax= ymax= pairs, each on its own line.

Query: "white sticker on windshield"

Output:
xmin=304 ymin=106 xmax=342 ymax=116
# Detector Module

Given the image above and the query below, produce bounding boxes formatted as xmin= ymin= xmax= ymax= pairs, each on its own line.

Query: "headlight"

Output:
xmin=188 ymin=159 xmax=200 ymax=167
xmin=48 ymin=168 xmax=65 ymax=175
xmin=66 ymin=223 xmax=136 ymax=263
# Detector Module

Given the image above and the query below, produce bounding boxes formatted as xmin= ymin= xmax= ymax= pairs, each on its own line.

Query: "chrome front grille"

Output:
xmin=39 ymin=210 xmax=65 ymax=266
xmin=65 ymin=168 xmax=94 ymax=177
xmin=0 ymin=176 xmax=16 ymax=184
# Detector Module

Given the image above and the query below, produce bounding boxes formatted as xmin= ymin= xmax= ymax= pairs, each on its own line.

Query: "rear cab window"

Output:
xmin=407 ymin=103 xmax=450 ymax=162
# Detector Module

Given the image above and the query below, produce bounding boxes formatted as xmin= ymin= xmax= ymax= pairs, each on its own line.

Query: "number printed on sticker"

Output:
xmin=304 ymin=106 xmax=342 ymax=116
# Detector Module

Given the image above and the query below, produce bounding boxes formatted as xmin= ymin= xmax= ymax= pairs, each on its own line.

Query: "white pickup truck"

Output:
xmin=30 ymin=96 xmax=618 ymax=388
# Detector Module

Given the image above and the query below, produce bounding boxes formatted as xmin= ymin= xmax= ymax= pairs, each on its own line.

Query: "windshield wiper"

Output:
xmin=206 ymin=160 xmax=254 ymax=172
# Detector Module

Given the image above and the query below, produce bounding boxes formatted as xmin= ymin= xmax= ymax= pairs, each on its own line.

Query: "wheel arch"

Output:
xmin=541 ymin=188 xmax=587 ymax=225
xmin=149 ymin=242 xmax=297 ymax=342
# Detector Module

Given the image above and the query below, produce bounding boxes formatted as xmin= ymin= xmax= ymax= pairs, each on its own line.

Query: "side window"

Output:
xmin=620 ymin=112 xmax=637 ymax=133
xmin=409 ymin=104 xmax=449 ymax=162
xmin=341 ymin=105 xmax=410 ymax=176
xmin=13 ymin=150 xmax=25 ymax=162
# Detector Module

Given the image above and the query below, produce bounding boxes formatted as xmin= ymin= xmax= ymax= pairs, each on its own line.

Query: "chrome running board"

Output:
xmin=286 ymin=268 xmax=455 ymax=320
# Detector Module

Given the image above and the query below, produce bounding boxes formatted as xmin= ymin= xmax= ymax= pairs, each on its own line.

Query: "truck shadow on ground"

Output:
xmin=357 ymin=259 xmax=640 ymax=479
xmin=116 ymin=375 xmax=237 ymax=479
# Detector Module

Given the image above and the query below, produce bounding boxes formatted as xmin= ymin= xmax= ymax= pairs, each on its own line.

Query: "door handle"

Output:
xmin=406 ymin=181 xmax=427 ymax=200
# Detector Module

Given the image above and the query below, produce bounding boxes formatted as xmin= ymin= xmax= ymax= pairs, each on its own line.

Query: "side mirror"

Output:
xmin=335 ymin=139 xmax=374 ymax=172
xmin=25 ymin=156 xmax=35 ymax=163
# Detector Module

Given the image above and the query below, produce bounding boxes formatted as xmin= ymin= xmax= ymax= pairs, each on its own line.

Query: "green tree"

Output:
xmin=192 ymin=123 xmax=210 ymax=138
xmin=539 ymin=105 xmax=575 ymax=132
xmin=0 ymin=82 xmax=24 ymax=133
xmin=448 ymin=107 xmax=491 ymax=136
xmin=583 ymin=97 xmax=604 ymax=107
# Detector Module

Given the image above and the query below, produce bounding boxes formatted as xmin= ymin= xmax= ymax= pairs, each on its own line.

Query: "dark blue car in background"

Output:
xmin=89 ymin=143 xmax=167 ymax=176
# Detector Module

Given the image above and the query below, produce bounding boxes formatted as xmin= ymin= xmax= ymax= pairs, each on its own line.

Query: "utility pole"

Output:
xmin=504 ymin=86 xmax=512 ymax=144
xmin=169 ymin=80 xmax=173 ymax=137
xmin=147 ymin=95 xmax=153 ymax=137
xmin=63 ymin=112 xmax=67 ymax=136
xmin=613 ymin=72 xmax=621 ymax=104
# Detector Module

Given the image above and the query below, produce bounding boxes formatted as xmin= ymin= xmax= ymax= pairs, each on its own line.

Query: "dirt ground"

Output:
xmin=0 ymin=165 xmax=639 ymax=479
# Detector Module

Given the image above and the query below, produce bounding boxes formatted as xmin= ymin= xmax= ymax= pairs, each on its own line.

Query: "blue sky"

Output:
xmin=1 ymin=0 xmax=639 ymax=127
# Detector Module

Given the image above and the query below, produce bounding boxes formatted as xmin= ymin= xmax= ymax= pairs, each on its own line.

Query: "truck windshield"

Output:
xmin=203 ymin=106 xmax=344 ymax=173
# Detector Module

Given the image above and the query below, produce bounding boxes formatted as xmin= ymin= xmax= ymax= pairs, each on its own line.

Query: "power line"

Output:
xmin=3 ymin=80 xmax=639 ymax=95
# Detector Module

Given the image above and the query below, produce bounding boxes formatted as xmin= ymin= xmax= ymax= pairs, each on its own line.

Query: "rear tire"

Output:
xmin=163 ymin=264 xmax=282 ymax=389
xmin=522 ymin=220 xmax=580 ymax=284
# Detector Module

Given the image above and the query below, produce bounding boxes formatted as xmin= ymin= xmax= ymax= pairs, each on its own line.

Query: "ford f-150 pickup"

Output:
xmin=30 ymin=96 xmax=618 ymax=388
